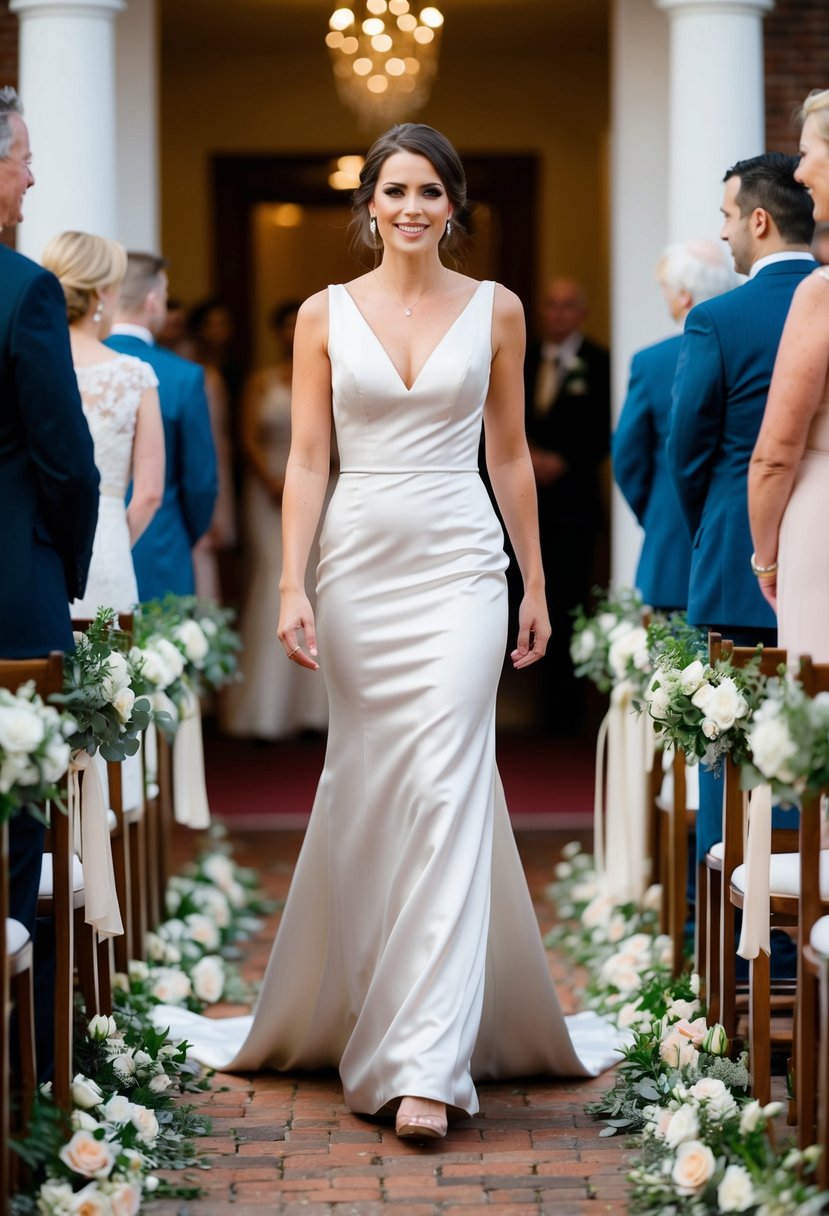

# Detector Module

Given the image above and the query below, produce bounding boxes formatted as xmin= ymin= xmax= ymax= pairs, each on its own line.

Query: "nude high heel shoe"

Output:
xmin=395 ymin=1097 xmax=448 ymax=1140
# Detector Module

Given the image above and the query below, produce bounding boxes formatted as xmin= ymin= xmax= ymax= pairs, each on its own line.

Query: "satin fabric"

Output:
xmin=156 ymin=281 xmax=619 ymax=1114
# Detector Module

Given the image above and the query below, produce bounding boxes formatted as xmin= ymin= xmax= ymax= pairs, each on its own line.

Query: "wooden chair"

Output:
xmin=805 ymin=915 xmax=829 ymax=1187
xmin=0 ymin=652 xmax=63 ymax=1205
xmin=655 ymin=746 xmax=690 ymax=976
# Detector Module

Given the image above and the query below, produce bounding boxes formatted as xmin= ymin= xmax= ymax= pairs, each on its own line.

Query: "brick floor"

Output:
xmin=148 ymin=828 xmax=629 ymax=1215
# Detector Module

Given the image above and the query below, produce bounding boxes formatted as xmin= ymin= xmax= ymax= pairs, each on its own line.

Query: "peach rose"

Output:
xmin=671 ymin=1139 xmax=716 ymax=1196
xmin=58 ymin=1129 xmax=116 ymax=1179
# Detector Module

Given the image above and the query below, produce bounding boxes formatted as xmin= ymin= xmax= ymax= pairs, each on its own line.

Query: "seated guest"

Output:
xmin=613 ymin=240 xmax=736 ymax=611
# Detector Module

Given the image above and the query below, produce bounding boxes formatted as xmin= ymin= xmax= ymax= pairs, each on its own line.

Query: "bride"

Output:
xmin=157 ymin=124 xmax=617 ymax=1140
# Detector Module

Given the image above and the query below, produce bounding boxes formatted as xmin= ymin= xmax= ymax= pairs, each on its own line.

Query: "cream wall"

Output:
xmin=160 ymin=36 xmax=610 ymax=343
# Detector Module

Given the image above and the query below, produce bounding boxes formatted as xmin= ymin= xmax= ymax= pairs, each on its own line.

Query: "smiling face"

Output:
xmin=0 ymin=113 xmax=34 ymax=229
xmin=369 ymin=150 xmax=452 ymax=253
xmin=796 ymin=112 xmax=829 ymax=223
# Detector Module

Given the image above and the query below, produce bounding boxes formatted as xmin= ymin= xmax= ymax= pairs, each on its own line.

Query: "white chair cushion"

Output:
xmin=39 ymin=853 xmax=85 ymax=897
xmin=707 ymin=841 xmax=725 ymax=862
xmin=6 ymin=918 xmax=30 ymax=954
xmin=108 ymin=807 xmax=118 ymax=832
xmin=146 ymin=781 xmax=159 ymax=802
xmin=810 ymin=915 xmax=829 ymax=958
xmin=731 ymin=850 xmax=829 ymax=900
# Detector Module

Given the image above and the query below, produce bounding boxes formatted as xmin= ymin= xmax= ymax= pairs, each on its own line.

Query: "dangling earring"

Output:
xmin=92 ymin=299 xmax=103 ymax=324
xmin=369 ymin=216 xmax=377 ymax=239
xmin=446 ymin=219 xmax=452 ymax=237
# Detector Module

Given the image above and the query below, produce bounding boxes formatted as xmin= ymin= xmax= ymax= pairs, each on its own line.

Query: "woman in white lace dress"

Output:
xmin=41 ymin=233 xmax=164 ymax=616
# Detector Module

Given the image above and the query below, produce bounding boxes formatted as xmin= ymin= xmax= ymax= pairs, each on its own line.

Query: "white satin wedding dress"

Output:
xmin=155 ymin=280 xmax=618 ymax=1114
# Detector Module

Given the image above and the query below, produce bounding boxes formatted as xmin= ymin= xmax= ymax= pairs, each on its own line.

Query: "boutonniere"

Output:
xmin=562 ymin=355 xmax=589 ymax=395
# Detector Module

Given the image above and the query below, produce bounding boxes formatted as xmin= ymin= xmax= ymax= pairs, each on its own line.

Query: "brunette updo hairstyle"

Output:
xmin=41 ymin=231 xmax=128 ymax=324
xmin=351 ymin=123 xmax=467 ymax=258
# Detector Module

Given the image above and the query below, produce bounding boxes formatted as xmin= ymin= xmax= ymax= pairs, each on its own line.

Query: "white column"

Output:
xmin=11 ymin=0 xmax=125 ymax=261
xmin=115 ymin=0 xmax=159 ymax=251
xmin=657 ymin=0 xmax=774 ymax=242
xmin=610 ymin=0 xmax=671 ymax=588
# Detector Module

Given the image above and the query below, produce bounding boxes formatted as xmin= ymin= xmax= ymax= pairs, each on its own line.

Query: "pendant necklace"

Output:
xmin=377 ymin=267 xmax=449 ymax=316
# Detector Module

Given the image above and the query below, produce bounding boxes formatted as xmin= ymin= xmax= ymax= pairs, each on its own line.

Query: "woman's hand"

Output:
xmin=511 ymin=592 xmax=551 ymax=669
xmin=278 ymin=590 xmax=319 ymax=671
xmin=757 ymin=575 xmax=777 ymax=612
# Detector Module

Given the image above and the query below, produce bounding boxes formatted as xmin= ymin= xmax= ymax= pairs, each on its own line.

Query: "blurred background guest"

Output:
xmin=750 ymin=89 xmax=829 ymax=663
xmin=107 ymin=252 xmax=218 ymax=600
xmin=223 ymin=300 xmax=330 ymax=739
xmin=524 ymin=278 xmax=610 ymax=734
xmin=156 ymin=294 xmax=191 ymax=356
xmin=41 ymin=231 xmax=164 ymax=617
xmin=613 ymin=240 xmax=737 ymax=612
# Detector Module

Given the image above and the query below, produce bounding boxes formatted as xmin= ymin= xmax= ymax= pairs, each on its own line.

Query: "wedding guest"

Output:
xmin=106 ymin=253 xmax=218 ymax=600
xmin=223 ymin=301 xmax=330 ymax=739
xmin=0 ymin=88 xmax=99 ymax=1077
xmin=524 ymin=278 xmax=610 ymax=733
xmin=156 ymin=295 xmax=191 ymax=356
xmin=613 ymin=240 xmax=737 ymax=611
xmin=41 ymin=233 xmax=164 ymax=618
xmin=750 ymin=89 xmax=829 ymax=664
xmin=667 ymin=153 xmax=814 ymax=925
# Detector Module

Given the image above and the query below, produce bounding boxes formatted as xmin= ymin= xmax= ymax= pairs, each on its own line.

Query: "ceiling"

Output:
xmin=161 ymin=0 xmax=609 ymax=57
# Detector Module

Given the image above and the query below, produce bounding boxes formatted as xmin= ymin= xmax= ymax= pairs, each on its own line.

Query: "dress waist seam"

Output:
xmin=339 ymin=467 xmax=479 ymax=475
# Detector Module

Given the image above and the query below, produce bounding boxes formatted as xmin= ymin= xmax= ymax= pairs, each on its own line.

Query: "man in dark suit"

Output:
xmin=0 ymin=88 xmax=100 ymax=1071
xmin=667 ymin=153 xmax=815 ymax=923
xmin=524 ymin=278 xmax=610 ymax=733
xmin=106 ymin=253 xmax=217 ymax=599
xmin=614 ymin=240 xmax=736 ymax=612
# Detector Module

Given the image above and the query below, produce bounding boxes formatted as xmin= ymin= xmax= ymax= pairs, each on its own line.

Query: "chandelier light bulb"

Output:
xmin=362 ymin=16 xmax=385 ymax=35
xmin=367 ymin=74 xmax=389 ymax=93
xmin=413 ymin=25 xmax=434 ymax=43
xmin=397 ymin=13 xmax=417 ymax=31
xmin=389 ymin=0 xmax=410 ymax=12
xmin=385 ymin=57 xmax=405 ymax=76
xmin=419 ymin=7 xmax=444 ymax=28
xmin=366 ymin=0 xmax=388 ymax=12
xmin=326 ymin=31 xmax=344 ymax=48
xmin=329 ymin=8 xmax=355 ymax=31
xmin=353 ymin=56 xmax=374 ymax=75
xmin=341 ymin=36 xmax=359 ymax=53
xmin=371 ymin=33 xmax=393 ymax=52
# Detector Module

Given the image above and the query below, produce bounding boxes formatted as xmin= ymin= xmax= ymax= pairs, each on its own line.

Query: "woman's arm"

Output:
xmin=749 ymin=272 xmax=829 ymax=605
xmin=483 ymin=284 xmax=549 ymax=669
xmin=128 ymin=386 xmax=165 ymax=544
xmin=277 ymin=291 xmax=333 ymax=670
xmin=240 ymin=370 xmax=283 ymax=500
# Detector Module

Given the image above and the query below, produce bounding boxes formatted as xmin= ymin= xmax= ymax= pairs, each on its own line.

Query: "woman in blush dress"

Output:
xmin=154 ymin=125 xmax=616 ymax=1141
xmin=749 ymin=89 xmax=829 ymax=661
xmin=223 ymin=301 xmax=330 ymax=738
xmin=41 ymin=232 xmax=164 ymax=616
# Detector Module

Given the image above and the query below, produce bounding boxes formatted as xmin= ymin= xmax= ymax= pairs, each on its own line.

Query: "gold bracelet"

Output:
xmin=750 ymin=552 xmax=778 ymax=577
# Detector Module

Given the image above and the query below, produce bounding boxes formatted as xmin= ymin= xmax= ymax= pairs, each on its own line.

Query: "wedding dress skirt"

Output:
xmin=155 ymin=282 xmax=619 ymax=1113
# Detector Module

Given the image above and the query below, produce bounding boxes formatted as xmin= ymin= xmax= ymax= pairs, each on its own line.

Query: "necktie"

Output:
xmin=534 ymin=351 xmax=560 ymax=416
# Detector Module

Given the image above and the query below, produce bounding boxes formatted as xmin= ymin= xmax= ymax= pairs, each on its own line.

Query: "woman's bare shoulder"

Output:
xmin=491 ymin=281 xmax=525 ymax=320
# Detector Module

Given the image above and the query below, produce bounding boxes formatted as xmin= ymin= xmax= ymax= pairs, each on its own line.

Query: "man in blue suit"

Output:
xmin=614 ymin=240 xmax=737 ymax=611
xmin=106 ymin=253 xmax=217 ymax=600
xmin=0 ymin=88 xmax=100 ymax=1074
xmin=667 ymin=153 xmax=815 ymax=937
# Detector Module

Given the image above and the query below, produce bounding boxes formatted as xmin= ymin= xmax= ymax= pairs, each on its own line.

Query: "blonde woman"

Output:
xmin=749 ymin=90 xmax=829 ymax=660
xmin=42 ymin=232 xmax=164 ymax=615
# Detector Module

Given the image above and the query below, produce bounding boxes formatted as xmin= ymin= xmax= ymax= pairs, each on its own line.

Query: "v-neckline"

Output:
xmin=341 ymin=281 xmax=486 ymax=394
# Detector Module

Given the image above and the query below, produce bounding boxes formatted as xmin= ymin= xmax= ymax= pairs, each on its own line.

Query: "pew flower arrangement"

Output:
xmin=133 ymin=596 xmax=240 ymax=696
xmin=0 ymin=682 xmax=75 ymax=822
xmin=742 ymin=672 xmax=829 ymax=804
xmin=53 ymin=609 xmax=153 ymax=762
xmin=570 ymin=587 xmax=648 ymax=693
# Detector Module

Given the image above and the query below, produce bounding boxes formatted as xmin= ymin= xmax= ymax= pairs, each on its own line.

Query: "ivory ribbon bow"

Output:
xmin=737 ymin=782 xmax=774 ymax=959
xmin=172 ymin=685 xmax=211 ymax=829
xmin=68 ymin=751 xmax=124 ymax=938
xmin=593 ymin=684 xmax=651 ymax=905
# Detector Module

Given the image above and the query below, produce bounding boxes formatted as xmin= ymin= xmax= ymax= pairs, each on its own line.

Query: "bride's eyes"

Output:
xmin=382 ymin=186 xmax=445 ymax=199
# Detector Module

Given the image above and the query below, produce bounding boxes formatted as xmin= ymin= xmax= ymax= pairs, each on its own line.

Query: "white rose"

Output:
xmin=717 ymin=1164 xmax=755 ymax=1213
xmin=571 ymin=627 xmax=596 ymax=663
xmin=642 ymin=883 xmax=662 ymax=911
xmin=144 ymin=1175 xmax=160 ymax=1193
xmin=111 ymin=1053 xmax=137 ymax=1083
xmin=120 ymin=1149 xmax=145 ymax=1176
xmin=149 ymin=1071 xmax=172 ymax=1093
xmin=739 ymin=1099 xmax=763 ymax=1134
xmin=58 ymin=1130 xmax=116 ymax=1180
xmin=705 ymin=677 xmax=748 ymax=732
xmin=607 ymin=913 xmax=627 ymax=944
xmin=607 ymin=619 xmax=635 ymax=644
xmin=71 ymin=1110 xmax=102 ymax=1133
xmin=619 ymin=933 xmax=652 ymax=958
xmin=108 ymin=1182 xmax=141 ymax=1216
xmin=68 ymin=1182 xmax=112 ymax=1215
xmin=190 ymin=884 xmax=231 ymax=927
xmin=37 ymin=1181 xmax=74 ymax=1212
xmin=87 ymin=1014 xmax=117 ymax=1041
xmin=749 ymin=712 xmax=798 ymax=782
xmin=71 ymin=1073 xmax=104 ymax=1110
xmin=679 ymin=659 xmax=706 ymax=695
xmin=130 ymin=1103 xmax=159 ymax=1145
xmin=127 ymin=959 xmax=149 ymax=981
xmin=649 ymin=686 xmax=671 ymax=721
xmin=159 ymin=917 xmax=187 ymax=941
xmin=101 ymin=1093 xmax=133 ymax=1125
xmin=554 ymin=861 xmax=572 ymax=880
xmin=132 ymin=647 xmax=171 ymax=689
xmin=0 ymin=703 xmax=45 ymax=753
xmin=608 ymin=625 xmax=649 ymax=680
xmin=100 ymin=651 xmax=131 ymax=702
xmin=666 ymin=998 xmax=700 ymax=1022
xmin=191 ymin=954 xmax=225 ymax=1003
xmin=581 ymin=892 xmax=614 ymax=929
xmin=688 ymin=1076 xmax=737 ymax=1120
xmin=199 ymin=617 xmax=218 ymax=638
xmin=701 ymin=718 xmax=719 ymax=739
xmin=616 ymin=1001 xmax=642 ymax=1030
xmin=226 ymin=880 xmax=247 ymax=908
xmin=145 ymin=931 xmax=168 ymax=962
xmin=200 ymin=852 xmax=236 ymax=891
xmin=149 ymin=967 xmax=192 ymax=1004
xmin=40 ymin=735 xmax=71 ymax=783
xmin=671 ymin=1139 xmax=716 ymax=1196
xmin=153 ymin=638 xmax=185 ymax=680
xmin=664 ymin=1103 xmax=700 ymax=1148
xmin=112 ymin=687 xmax=135 ymax=724
xmin=184 ymin=912 xmax=220 ymax=951
xmin=571 ymin=878 xmax=599 ymax=903
xmin=597 ymin=612 xmax=618 ymax=633
xmin=691 ymin=681 xmax=714 ymax=712
xmin=173 ymin=620 xmax=210 ymax=666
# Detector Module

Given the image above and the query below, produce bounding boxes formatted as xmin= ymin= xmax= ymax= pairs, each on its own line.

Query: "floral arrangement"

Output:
xmin=570 ymin=587 xmax=648 ymax=694
xmin=0 ymin=681 xmax=75 ymax=823
xmin=643 ymin=631 xmax=770 ymax=769
xmin=742 ymin=672 xmax=829 ymax=804
xmin=547 ymin=841 xmax=828 ymax=1213
xmin=52 ymin=609 xmax=153 ymax=763
xmin=133 ymin=596 xmax=240 ymax=697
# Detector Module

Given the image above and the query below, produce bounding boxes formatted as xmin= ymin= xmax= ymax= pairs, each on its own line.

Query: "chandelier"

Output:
xmin=326 ymin=2 xmax=445 ymax=127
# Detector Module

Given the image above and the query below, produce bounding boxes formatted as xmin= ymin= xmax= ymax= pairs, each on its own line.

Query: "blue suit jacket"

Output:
xmin=667 ymin=258 xmax=815 ymax=630
xmin=105 ymin=334 xmax=217 ymax=601
xmin=613 ymin=335 xmax=690 ymax=610
xmin=0 ymin=247 xmax=99 ymax=656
